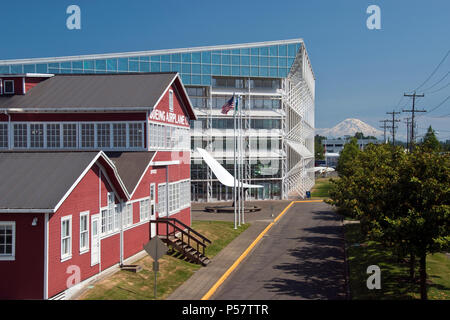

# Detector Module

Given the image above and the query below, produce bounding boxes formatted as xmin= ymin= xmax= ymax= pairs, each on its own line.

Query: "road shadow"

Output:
xmin=263 ymin=211 xmax=347 ymax=299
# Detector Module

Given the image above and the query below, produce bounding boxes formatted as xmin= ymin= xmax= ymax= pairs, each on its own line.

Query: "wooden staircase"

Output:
xmin=153 ymin=218 xmax=212 ymax=266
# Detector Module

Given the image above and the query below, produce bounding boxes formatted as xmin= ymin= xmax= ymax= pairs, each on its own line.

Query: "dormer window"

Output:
xmin=3 ymin=80 xmax=14 ymax=94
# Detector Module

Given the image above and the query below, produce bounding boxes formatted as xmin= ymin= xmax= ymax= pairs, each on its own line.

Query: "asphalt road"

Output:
xmin=211 ymin=201 xmax=347 ymax=300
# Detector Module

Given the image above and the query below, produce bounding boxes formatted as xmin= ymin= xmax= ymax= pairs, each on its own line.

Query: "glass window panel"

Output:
xmin=11 ymin=123 xmax=25 ymax=148
xmin=171 ymin=63 xmax=181 ymax=72
xmin=192 ymin=64 xmax=201 ymax=74
xmin=151 ymin=62 xmax=160 ymax=72
xmin=161 ymin=55 xmax=170 ymax=62
xmin=241 ymin=66 xmax=250 ymax=76
xmin=201 ymin=51 xmax=211 ymax=63
xmin=118 ymin=58 xmax=128 ymax=71
xmin=63 ymin=124 xmax=77 ymax=148
xmin=97 ymin=123 xmax=110 ymax=148
xmin=113 ymin=123 xmax=127 ymax=148
xmin=36 ymin=64 xmax=47 ymax=73
xmin=270 ymin=57 xmax=278 ymax=67
xmin=260 ymin=56 xmax=269 ymax=66
xmin=48 ymin=68 xmax=60 ymax=74
xmin=260 ymin=67 xmax=268 ymax=77
xmin=139 ymin=56 xmax=149 ymax=61
xmin=232 ymin=66 xmax=240 ymax=76
xmin=140 ymin=62 xmax=150 ymax=72
xmin=201 ymin=64 xmax=211 ymax=74
xmin=279 ymin=68 xmax=288 ymax=78
xmin=106 ymin=59 xmax=117 ymax=72
xmin=83 ymin=60 xmax=94 ymax=70
xmin=11 ymin=65 xmax=23 ymax=74
xmin=95 ymin=60 xmax=106 ymax=71
xmin=212 ymin=54 xmax=221 ymax=64
xmin=150 ymin=55 xmax=161 ymax=61
xmin=222 ymin=66 xmax=231 ymax=75
xmin=171 ymin=53 xmax=181 ymax=62
xmin=81 ymin=123 xmax=95 ymax=148
xmin=0 ymin=124 xmax=8 ymax=148
xmin=269 ymin=45 xmax=278 ymax=56
xmin=231 ymin=55 xmax=240 ymax=65
xmin=30 ymin=124 xmax=44 ymax=148
xmin=270 ymin=68 xmax=278 ymax=77
xmin=250 ymin=56 xmax=258 ymax=66
xmin=182 ymin=64 xmax=191 ymax=73
xmin=279 ymin=45 xmax=287 ymax=56
xmin=202 ymin=75 xmax=211 ymax=86
xmin=24 ymin=64 xmax=36 ymax=73
xmin=161 ymin=63 xmax=170 ymax=72
xmin=181 ymin=74 xmax=191 ymax=84
xmin=222 ymin=55 xmax=230 ymax=65
xmin=221 ymin=49 xmax=231 ymax=54
xmin=212 ymin=65 xmax=220 ymax=75
xmin=288 ymin=44 xmax=297 ymax=56
xmin=72 ymin=61 xmax=83 ymax=69
xmin=192 ymin=52 xmax=201 ymax=63
xmin=46 ymin=124 xmax=60 ymax=148
xmin=182 ymin=53 xmax=191 ymax=63
xmin=287 ymin=58 xmax=295 ymax=68
xmin=251 ymin=47 xmax=259 ymax=55
xmin=60 ymin=69 xmax=71 ymax=74
xmin=192 ymin=75 xmax=201 ymax=85
xmin=129 ymin=60 xmax=139 ymax=72
xmin=0 ymin=66 xmax=9 ymax=73
xmin=279 ymin=57 xmax=287 ymax=67
xmin=241 ymin=55 xmax=250 ymax=65
xmin=250 ymin=67 xmax=258 ymax=76
xmin=129 ymin=123 xmax=143 ymax=148
xmin=61 ymin=62 xmax=71 ymax=69
xmin=260 ymin=47 xmax=269 ymax=56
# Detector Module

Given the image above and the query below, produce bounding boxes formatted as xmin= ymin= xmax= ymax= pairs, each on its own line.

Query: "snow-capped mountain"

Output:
xmin=316 ymin=118 xmax=383 ymax=139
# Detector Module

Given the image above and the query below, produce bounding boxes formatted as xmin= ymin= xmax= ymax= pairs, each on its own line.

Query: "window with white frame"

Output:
xmin=129 ymin=123 xmax=143 ymax=148
xmin=0 ymin=222 xmax=15 ymax=260
xmin=169 ymin=90 xmax=174 ymax=112
xmin=140 ymin=199 xmax=149 ymax=221
xmin=3 ymin=80 xmax=14 ymax=94
xmin=81 ymin=123 xmax=95 ymax=148
xmin=97 ymin=123 xmax=110 ymax=148
xmin=79 ymin=212 xmax=89 ymax=253
xmin=0 ymin=123 xmax=8 ymax=148
xmin=114 ymin=205 xmax=121 ymax=231
xmin=30 ymin=124 xmax=44 ymax=148
xmin=113 ymin=123 xmax=127 ymax=148
xmin=46 ymin=123 xmax=61 ymax=148
xmin=107 ymin=192 xmax=115 ymax=233
xmin=61 ymin=216 xmax=72 ymax=260
xmin=101 ymin=209 xmax=108 ymax=234
xmin=63 ymin=123 xmax=77 ymax=148
xmin=13 ymin=123 xmax=27 ymax=148
xmin=122 ymin=203 xmax=133 ymax=227
xmin=158 ymin=184 xmax=166 ymax=217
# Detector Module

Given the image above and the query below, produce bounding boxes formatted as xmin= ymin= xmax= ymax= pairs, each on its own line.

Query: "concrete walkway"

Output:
xmin=167 ymin=200 xmax=291 ymax=300
xmin=168 ymin=200 xmax=347 ymax=300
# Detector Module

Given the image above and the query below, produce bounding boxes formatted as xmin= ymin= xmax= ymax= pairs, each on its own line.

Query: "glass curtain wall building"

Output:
xmin=0 ymin=39 xmax=315 ymax=201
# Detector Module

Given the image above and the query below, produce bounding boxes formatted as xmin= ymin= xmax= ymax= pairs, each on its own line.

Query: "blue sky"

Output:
xmin=1 ymin=0 xmax=449 ymax=140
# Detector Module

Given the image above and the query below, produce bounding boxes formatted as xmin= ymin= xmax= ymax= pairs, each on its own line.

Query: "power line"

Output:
xmin=421 ymin=94 xmax=450 ymax=115
xmin=423 ymin=70 xmax=450 ymax=92
xmin=426 ymin=80 xmax=450 ymax=94
xmin=414 ymin=49 xmax=450 ymax=92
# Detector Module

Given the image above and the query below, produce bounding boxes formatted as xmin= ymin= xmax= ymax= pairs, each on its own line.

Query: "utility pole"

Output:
xmin=402 ymin=92 xmax=426 ymax=151
xmin=379 ymin=120 xmax=389 ymax=144
xmin=404 ymin=117 xmax=411 ymax=151
xmin=386 ymin=111 xmax=401 ymax=146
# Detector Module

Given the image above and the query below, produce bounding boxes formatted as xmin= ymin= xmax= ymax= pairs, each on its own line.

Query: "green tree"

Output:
xmin=421 ymin=126 xmax=441 ymax=152
xmin=315 ymin=135 xmax=326 ymax=160
xmin=336 ymin=137 xmax=360 ymax=177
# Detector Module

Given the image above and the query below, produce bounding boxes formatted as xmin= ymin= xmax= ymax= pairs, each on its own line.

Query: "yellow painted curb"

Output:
xmin=201 ymin=199 xmax=327 ymax=300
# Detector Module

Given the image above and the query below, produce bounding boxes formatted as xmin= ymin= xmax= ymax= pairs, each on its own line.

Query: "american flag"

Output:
xmin=221 ymin=95 xmax=235 ymax=114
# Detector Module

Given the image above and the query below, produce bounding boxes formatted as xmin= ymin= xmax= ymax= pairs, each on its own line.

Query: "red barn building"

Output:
xmin=0 ymin=73 xmax=202 ymax=299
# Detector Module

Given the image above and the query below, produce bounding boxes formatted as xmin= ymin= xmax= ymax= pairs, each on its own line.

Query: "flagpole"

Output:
xmin=240 ymin=95 xmax=245 ymax=225
xmin=233 ymin=94 xmax=237 ymax=230
xmin=238 ymin=95 xmax=241 ymax=227
xmin=239 ymin=95 xmax=243 ymax=225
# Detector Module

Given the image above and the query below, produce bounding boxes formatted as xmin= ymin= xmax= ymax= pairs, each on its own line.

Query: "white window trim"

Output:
xmin=3 ymin=80 xmax=14 ymax=94
xmin=169 ymin=89 xmax=174 ymax=112
xmin=0 ymin=221 xmax=16 ymax=261
xmin=61 ymin=215 xmax=72 ymax=262
xmin=79 ymin=211 xmax=90 ymax=254
xmin=139 ymin=198 xmax=150 ymax=222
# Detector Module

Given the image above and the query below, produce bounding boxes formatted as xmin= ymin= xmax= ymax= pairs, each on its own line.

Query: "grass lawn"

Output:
xmin=310 ymin=178 xmax=333 ymax=199
xmin=345 ymin=223 xmax=450 ymax=300
xmin=78 ymin=220 xmax=250 ymax=300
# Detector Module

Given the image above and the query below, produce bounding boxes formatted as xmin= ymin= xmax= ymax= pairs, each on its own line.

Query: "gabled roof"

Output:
xmin=105 ymin=151 xmax=156 ymax=196
xmin=0 ymin=151 xmax=128 ymax=212
xmin=0 ymin=72 xmax=177 ymax=111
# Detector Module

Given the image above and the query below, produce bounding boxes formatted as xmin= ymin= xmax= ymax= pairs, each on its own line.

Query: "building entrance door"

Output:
xmin=91 ymin=214 xmax=100 ymax=266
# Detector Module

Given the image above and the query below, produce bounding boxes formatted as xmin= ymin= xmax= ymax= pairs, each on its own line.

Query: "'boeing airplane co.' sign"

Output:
xmin=149 ymin=109 xmax=189 ymax=126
